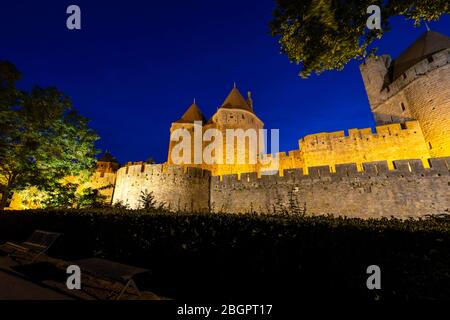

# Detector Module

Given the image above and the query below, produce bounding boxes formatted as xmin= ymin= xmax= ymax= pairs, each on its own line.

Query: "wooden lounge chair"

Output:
xmin=74 ymin=258 xmax=150 ymax=300
xmin=0 ymin=230 xmax=62 ymax=263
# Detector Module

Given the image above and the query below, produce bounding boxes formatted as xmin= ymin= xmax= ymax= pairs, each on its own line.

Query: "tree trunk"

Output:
xmin=0 ymin=188 xmax=10 ymax=211
xmin=0 ymin=174 xmax=16 ymax=211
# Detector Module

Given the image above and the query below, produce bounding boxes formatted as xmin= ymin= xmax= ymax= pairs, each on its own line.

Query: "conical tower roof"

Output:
xmin=220 ymin=86 xmax=253 ymax=112
xmin=98 ymin=151 xmax=118 ymax=163
xmin=175 ymin=102 xmax=206 ymax=123
xmin=389 ymin=31 xmax=450 ymax=81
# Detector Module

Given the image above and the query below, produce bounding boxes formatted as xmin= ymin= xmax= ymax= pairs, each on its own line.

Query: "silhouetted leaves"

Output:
xmin=270 ymin=0 xmax=449 ymax=77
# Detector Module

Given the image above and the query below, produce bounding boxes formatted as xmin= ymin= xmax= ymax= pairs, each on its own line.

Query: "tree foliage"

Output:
xmin=42 ymin=182 xmax=79 ymax=209
xmin=113 ymin=200 xmax=130 ymax=210
xmin=270 ymin=0 xmax=449 ymax=78
xmin=76 ymin=187 xmax=109 ymax=209
xmin=138 ymin=190 xmax=157 ymax=210
xmin=0 ymin=61 xmax=99 ymax=209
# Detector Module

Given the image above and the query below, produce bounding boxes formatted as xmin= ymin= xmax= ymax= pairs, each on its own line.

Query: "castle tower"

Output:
xmin=166 ymin=86 xmax=265 ymax=176
xmin=167 ymin=101 xmax=206 ymax=166
xmin=210 ymin=85 xmax=261 ymax=128
xmin=360 ymin=31 xmax=450 ymax=157
xmin=96 ymin=151 xmax=120 ymax=173
xmin=207 ymin=85 xmax=264 ymax=175
xmin=87 ymin=151 xmax=120 ymax=205
xmin=359 ymin=54 xmax=392 ymax=116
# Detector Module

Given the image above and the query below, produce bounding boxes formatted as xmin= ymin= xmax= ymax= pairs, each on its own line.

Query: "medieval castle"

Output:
xmin=9 ymin=31 xmax=450 ymax=218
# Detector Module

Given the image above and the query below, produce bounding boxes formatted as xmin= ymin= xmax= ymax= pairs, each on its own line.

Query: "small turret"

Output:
xmin=247 ymin=91 xmax=253 ymax=111
xmin=97 ymin=151 xmax=120 ymax=173
xmin=360 ymin=54 xmax=391 ymax=111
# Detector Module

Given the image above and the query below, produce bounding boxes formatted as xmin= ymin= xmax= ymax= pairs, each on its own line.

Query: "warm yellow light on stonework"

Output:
xmin=6 ymin=33 xmax=450 ymax=214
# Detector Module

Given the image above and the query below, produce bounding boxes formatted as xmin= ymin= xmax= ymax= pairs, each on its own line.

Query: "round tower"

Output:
xmin=207 ymin=85 xmax=264 ymax=175
xmin=361 ymin=31 xmax=450 ymax=157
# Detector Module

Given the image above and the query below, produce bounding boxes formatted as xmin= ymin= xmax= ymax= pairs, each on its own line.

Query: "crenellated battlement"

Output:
xmin=117 ymin=163 xmax=211 ymax=179
xmin=210 ymin=156 xmax=450 ymax=218
xmin=300 ymin=121 xmax=422 ymax=147
xmin=360 ymin=48 xmax=450 ymax=109
xmin=101 ymin=33 xmax=450 ymax=217
xmin=295 ymin=120 xmax=432 ymax=172
xmin=8 ymin=32 xmax=450 ymax=217
xmin=212 ymin=157 xmax=450 ymax=186
xmin=381 ymin=48 xmax=450 ymax=100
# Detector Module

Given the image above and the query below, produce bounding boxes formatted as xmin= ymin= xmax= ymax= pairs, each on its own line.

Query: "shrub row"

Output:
xmin=1 ymin=209 xmax=449 ymax=301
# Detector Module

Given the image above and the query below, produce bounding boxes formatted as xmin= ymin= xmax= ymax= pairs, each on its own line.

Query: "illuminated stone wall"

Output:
xmin=167 ymin=92 xmax=437 ymax=180
xmin=361 ymin=49 xmax=450 ymax=158
xmin=6 ymin=44 xmax=449 ymax=216
xmin=211 ymin=157 xmax=450 ymax=218
xmin=166 ymin=120 xmax=433 ymax=179
xmin=298 ymin=121 xmax=431 ymax=172
xmin=400 ymin=55 xmax=450 ymax=157
xmin=167 ymin=108 xmax=265 ymax=177
xmin=81 ymin=171 xmax=117 ymax=204
xmin=112 ymin=163 xmax=210 ymax=211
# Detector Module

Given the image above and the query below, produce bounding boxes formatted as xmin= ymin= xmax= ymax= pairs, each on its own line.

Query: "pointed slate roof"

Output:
xmin=175 ymin=102 xmax=206 ymax=123
xmin=220 ymin=86 xmax=253 ymax=112
xmin=388 ymin=31 xmax=450 ymax=82
xmin=98 ymin=151 xmax=118 ymax=163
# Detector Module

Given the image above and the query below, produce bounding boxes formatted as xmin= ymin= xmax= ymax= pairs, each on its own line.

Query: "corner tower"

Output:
xmin=206 ymin=86 xmax=264 ymax=175
xmin=360 ymin=31 xmax=450 ymax=157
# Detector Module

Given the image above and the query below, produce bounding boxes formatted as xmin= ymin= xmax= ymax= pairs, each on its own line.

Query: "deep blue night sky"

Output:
xmin=1 ymin=1 xmax=449 ymax=164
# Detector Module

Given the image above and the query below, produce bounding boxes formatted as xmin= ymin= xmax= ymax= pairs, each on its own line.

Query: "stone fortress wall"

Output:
xmin=211 ymin=157 xmax=450 ymax=218
xmin=297 ymin=121 xmax=431 ymax=172
xmin=255 ymin=120 xmax=431 ymax=174
xmin=112 ymin=163 xmax=210 ymax=212
xmin=7 ymin=32 xmax=450 ymax=218
xmin=83 ymin=171 xmax=117 ymax=203
xmin=112 ymin=156 xmax=450 ymax=218
xmin=101 ymin=32 xmax=450 ymax=218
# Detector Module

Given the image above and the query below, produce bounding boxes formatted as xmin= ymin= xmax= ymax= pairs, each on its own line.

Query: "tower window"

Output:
xmin=401 ymin=102 xmax=406 ymax=112
xmin=428 ymin=142 xmax=433 ymax=150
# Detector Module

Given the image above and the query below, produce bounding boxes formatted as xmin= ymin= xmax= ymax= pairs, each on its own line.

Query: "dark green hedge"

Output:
xmin=1 ymin=209 xmax=449 ymax=301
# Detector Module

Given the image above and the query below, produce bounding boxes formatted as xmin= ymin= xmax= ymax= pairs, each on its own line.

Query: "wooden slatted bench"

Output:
xmin=0 ymin=230 xmax=62 ymax=263
xmin=74 ymin=258 xmax=150 ymax=300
